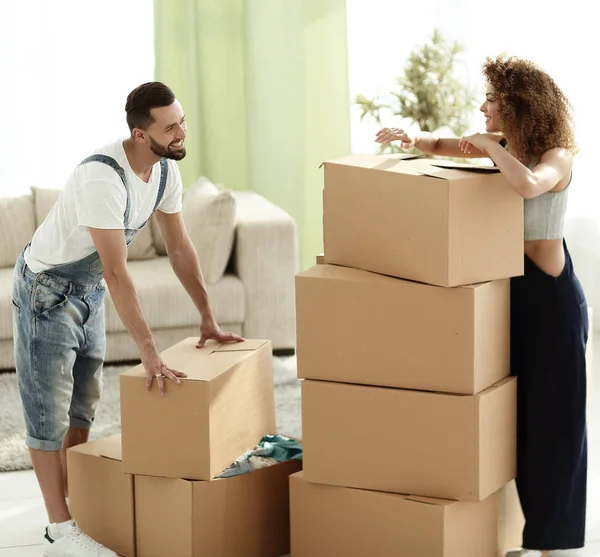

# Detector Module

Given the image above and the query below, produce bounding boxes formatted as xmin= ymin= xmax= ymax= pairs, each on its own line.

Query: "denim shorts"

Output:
xmin=12 ymin=253 xmax=107 ymax=451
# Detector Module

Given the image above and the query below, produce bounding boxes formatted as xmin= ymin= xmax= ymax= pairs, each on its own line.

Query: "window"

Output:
xmin=346 ymin=1 xmax=600 ymax=328
xmin=346 ymin=0 xmax=595 ymax=215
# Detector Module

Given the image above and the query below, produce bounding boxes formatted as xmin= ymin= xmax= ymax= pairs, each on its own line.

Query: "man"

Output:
xmin=12 ymin=82 xmax=243 ymax=557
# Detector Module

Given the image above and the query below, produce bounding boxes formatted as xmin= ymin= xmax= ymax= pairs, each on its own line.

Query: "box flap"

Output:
xmin=121 ymin=338 xmax=271 ymax=382
xmin=374 ymin=153 xmax=425 ymax=162
xmin=417 ymin=164 xmax=500 ymax=181
xmin=293 ymin=471 xmax=453 ymax=507
xmin=297 ymin=263 xmax=393 ymax=285
xmin=336 ymin=487 xmax=454 ymax=507
xmin=213 ymin=339 xmax=268 ymax=352
xmin=429 ymin=161 xmax=500 ymax=173
xmin=476 ymin=376 xmax=515 ymax=398
xmin=404 ymin=495 xmax=455 ymax=507
xmin=415 ymin=169 xmax=451 ymax=180
xmin=322 ymin=154 xmax=500 ymax=182
xmin=320 ymin=152 xmax=423 ymax=169
xmin=323 ymin=154 xmax=433 ymax=176
xmin=68 ymin=435 xmax=123 ymax=462
xmin=297 ymin=263 xmax=481 ymax=293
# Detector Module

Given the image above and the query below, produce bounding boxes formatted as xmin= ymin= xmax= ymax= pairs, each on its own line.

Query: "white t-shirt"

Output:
xmin=25 ymin=138 xmax=183 ymax=273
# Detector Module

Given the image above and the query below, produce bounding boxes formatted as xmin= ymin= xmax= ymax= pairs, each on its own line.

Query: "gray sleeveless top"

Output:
xmin=499 ymin=138 xmax=570 ymax=240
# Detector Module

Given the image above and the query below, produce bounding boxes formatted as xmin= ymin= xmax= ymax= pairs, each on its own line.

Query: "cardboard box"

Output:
xmin=302 ymin=377 xmax=516 ymax=501
xmin=290 ymin=472 xmax=523 ymax=557
xmin=296 ymin=264 xmax=510 ymax=394
xmin=322 ymin=154 xmax=523 ymax=287
xmin=315 ymin=253 xmax=325 ymax=264
xmin=67 ymin=435 xmax=135 ymax=557
xmin=120 ymin=338 xmax=276 ymax=480
xmin=135 ymin=459 xmax=302 ymax=557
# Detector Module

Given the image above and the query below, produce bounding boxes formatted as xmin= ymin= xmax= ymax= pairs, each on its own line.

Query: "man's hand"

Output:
xmin=141 ymin=345 xmax=187 ymax=396
xmin=197 ymin=318 xmax=244 ymax=349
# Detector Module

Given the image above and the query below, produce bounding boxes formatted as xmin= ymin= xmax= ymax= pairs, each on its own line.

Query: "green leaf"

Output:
xmin=354 ymin=27 xmax=479 ymax=142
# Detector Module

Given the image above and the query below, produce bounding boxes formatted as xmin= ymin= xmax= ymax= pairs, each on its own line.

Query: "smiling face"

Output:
xmin=480 ymin=85 xmax=502 ymax=133
xmin=125 ymin=82 xmax=188 ymax=161
xmin=144 ymin=101 xmax=187 ymax=161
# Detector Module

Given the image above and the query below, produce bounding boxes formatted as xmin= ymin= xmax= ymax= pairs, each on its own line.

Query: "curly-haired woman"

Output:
xmin=376 ymin=55 xmax=588 ymax=557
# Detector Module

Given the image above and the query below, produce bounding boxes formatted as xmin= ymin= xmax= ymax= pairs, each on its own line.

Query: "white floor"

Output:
xmin=1 ymin=337 xmax=600 ymax=556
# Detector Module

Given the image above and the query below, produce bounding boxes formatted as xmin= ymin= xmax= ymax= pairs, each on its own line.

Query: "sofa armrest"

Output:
xmin=231 ymin=191 xmax=298 ymax=350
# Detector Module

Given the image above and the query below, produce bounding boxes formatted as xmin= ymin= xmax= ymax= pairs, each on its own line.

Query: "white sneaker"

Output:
xmin=43 ymin=520 xmax=118 ymax=556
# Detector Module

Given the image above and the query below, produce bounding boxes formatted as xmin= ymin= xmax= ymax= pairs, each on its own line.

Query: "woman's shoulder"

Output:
xmin=539 ymin=147 xmax=573 ymax=166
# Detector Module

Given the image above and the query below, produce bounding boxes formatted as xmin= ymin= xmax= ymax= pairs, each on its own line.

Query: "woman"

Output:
xmin=376 ymin=55 xmax=588 ymax=557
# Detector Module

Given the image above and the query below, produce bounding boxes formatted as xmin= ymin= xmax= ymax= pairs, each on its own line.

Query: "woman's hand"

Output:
xmin=458 ymin=133 xmax=490 ymax=155
xmin=375 ymin=127 xmax=415 ymax=149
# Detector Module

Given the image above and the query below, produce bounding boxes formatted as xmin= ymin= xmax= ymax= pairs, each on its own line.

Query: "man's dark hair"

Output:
xmin=125 ymin=82 xmax=176 ymax=132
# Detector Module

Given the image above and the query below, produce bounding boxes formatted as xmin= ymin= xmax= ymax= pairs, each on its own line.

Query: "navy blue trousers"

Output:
xmin=510 ymin=240 xmax=588 ymax=550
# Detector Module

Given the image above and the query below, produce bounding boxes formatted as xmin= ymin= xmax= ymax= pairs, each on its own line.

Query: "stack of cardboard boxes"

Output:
xmin=67 ymin=338 xmax=302 ymax=557
xmin=290 ymin=154 xmax=527 ymax=557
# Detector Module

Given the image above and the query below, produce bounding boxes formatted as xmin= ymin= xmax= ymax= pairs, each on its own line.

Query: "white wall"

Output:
xmin=347 ymin=0 xmax=600 ymax=329
xmin=347 ymin=0 xmax=595 ymax=208
xmin=0 ymin=0 xmax=154 ymax=196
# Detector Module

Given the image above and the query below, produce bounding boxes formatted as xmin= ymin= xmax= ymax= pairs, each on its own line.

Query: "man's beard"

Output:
xmin=149 ymin=135 xmax=187 ymax=161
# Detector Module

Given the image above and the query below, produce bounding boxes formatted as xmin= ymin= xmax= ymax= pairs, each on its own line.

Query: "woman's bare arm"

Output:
xmin=375 ymin=128 xmax=504 ymax=159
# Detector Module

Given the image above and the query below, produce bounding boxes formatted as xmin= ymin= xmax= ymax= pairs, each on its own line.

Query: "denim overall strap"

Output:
xmin=38 ymin=156 xmax=167 ymax=286
xmin=153 ymin=158 xmax=168 ymax=213
xmin=78 ymin=154 xmax=131 ymax=228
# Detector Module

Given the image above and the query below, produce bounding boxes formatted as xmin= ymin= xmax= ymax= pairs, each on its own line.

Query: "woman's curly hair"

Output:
xmin=482 ymin=55 xmax=578 ymax=165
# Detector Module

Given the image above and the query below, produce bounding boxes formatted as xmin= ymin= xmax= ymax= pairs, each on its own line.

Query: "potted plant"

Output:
xmin=355 ymin=28 xmax=480 ymax=156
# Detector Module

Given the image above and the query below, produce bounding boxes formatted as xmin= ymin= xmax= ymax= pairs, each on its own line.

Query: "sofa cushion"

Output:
xmin=0 ymin=258 xmax=245 ymax=341
xmin=151 ymin=177 xmax=237 ymax=284
xmin=0 ymin=194 xmax=36 ymax=269
xmin=31 ymin=186 xmax=157 ymax=261
xmin=32 ymin=186 xmax=61 ymax=228
xmin=103 ymin=257 xmax=245 ymax=334
xmin=126 ymin=224 xmax=157 ymax=261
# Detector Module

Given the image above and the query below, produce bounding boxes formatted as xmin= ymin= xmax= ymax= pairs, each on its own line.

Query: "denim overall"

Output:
xmin=12 ymin=155 xmax=167 ymax=451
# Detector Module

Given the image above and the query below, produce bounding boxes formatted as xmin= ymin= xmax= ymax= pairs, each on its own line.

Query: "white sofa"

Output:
xmin=0 ymin=179 xmax=298 ymax=369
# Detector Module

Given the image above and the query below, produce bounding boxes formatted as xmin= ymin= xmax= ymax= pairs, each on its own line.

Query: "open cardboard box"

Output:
xmin=322 ymin=154 xmax=523 ymax=287
xmin=68 ymin=434 xmax=303 ymax=557
xmin=135 ymin=458 xmax=302 ymax=557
